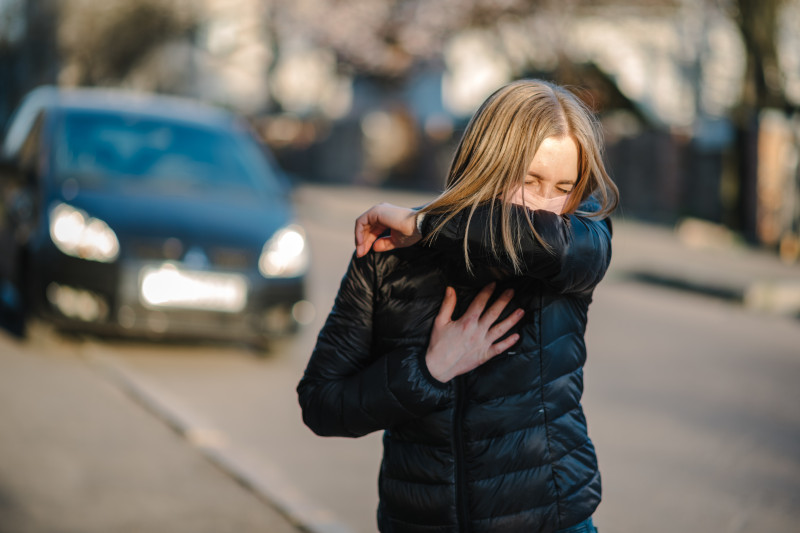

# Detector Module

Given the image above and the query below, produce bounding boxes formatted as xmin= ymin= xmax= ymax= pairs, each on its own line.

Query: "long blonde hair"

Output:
xmin=420 ymin=79 xmax=619 ymax=274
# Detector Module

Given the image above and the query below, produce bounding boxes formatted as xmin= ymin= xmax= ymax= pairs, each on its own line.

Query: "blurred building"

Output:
xmin=181 ymin=0 xmax=273 ymax=115
xmin=2 ymin=0 xmax=798 ymax=258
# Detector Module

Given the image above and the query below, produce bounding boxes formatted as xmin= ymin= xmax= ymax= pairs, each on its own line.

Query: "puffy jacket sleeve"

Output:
xmin=421 ymin=198 xmax=613 ymax=295
xmin=297 ymin=251 xmax=451 ymax=438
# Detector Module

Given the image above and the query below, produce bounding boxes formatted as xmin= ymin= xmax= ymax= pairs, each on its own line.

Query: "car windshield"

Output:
xmin=53 ymin=110 xmax=284 ymax=197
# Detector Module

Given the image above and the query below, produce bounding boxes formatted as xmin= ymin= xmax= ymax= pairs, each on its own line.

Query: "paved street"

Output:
xmin=0 ymin=325 xmax=300 ymax=533
xmin=1 ymin=184 xmax=799 ymax=533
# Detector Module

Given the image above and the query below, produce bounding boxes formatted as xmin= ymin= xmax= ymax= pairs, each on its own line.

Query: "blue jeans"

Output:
xmin=555 ymin=517 xmax=598 ymax=533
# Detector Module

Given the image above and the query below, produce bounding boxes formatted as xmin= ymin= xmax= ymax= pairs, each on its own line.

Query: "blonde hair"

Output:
xmin=420 ymin=79 xmax=619 ymax=274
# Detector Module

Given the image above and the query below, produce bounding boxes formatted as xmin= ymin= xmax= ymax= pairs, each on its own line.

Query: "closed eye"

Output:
xmin=556 ymin=180 xmax=576 ymax=194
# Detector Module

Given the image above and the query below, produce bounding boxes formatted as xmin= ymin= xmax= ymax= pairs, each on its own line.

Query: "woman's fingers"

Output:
xmin=354 ymin=210 xmax=383 ymax=257
xmin=372 ymin=237 xmax=397 ymax=253
xmin=487 ymin=308 xmax=525 ymax=343
xmin=354 ymin=209 xmax=370 ymax=248
xmin=354 ymin=205 xmax=388 ymax=256
xmin=464 ymin=282 xmax=495 ymax=320
xmin=480 ymin=288 xmax=514 ymax=327
xmin=488 ymin=333 xmax=520 ymax=358
xmin=425 ymin=286 xmax=522 ymax=382
xmin=354 ymin=203 xmax=422 ymax=256
xmin=356 ymin=231 xmax=379 ymax=257
xmin=435 ymin=287 xmax=457 ymax=327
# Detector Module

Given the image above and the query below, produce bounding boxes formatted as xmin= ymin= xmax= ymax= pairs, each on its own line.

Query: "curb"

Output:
xmin=82 ymin=345 xmax=355 ymax=533
xmin=617 ymin=268 xmax=800 ymax=318
xmin=744 ymin=280 xmax=800 ymax=317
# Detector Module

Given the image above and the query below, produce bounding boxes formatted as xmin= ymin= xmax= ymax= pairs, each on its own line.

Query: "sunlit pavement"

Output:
xmin=0 ymin=327 xmax=301 ymax=533
xmin=1 ymin=184 xmax=799 ymax=533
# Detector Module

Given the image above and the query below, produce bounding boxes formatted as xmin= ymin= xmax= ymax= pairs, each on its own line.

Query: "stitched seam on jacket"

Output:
xmin=470 ymin=438 xmax=591 ymax=483
xmin=542 ymin=366 xmax=583 ymax=388
xmin=470 ymin=382 xmax=538 ymax=404
xmin=471 ymin=501 xmax=557 ymax=523
xmin=380 ymin=474 xmax=452 ymax=487
xmin=383 ymin=353 xmax=423 ymax=419
xmin=371 ymin=254 xmax=424 ymax=419
xmin=385 ymin=432 xmax=449 ymax=446
xmin=385 ymin=514 xmax=454 ymax=530
xmin=473 ymin=365 xmax=582 ymax=404
xmin=556 ymin=452 xmax=599 ymax=500
xmin=381 ymin=334 xmax=433 ymax=343
xmin=541 ymin=330 xmax=580 ymax=351
xmin=538 ymin=287 xmax=564 ymax=523
xmin=468 ymin=405 xmax=581 ymax=445
xmin=371 ymin=250 xmax=379 ymax=350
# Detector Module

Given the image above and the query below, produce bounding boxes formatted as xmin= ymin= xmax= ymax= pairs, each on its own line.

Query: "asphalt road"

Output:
xmin=0 ymin=325 xmax=301 ymax=533
xmin=2 ymin=184 xmax=799 ymax=533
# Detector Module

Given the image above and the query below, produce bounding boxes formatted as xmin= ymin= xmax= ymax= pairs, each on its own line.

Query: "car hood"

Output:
xmin=51 ymin=189 xmax=296 ymax=249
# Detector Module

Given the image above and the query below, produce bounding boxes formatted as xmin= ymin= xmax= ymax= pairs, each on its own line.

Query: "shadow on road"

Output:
xmin=0 ymin=486 xmax=25 ymax=533
xmin=1 ymin=311 xmax=291 ymax=362
xmin=0 ymin=307 xmax=25 ymax=340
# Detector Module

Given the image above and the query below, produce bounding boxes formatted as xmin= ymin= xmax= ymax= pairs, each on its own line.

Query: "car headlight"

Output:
xmin=49 ymin=203 xmax=120 ymax=263
xmin=259 ymin=224 xmax=309 ymax=278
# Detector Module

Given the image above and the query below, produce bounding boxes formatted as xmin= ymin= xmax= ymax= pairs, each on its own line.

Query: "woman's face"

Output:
xmin=508 ymin=135 xmax=579 ymax=214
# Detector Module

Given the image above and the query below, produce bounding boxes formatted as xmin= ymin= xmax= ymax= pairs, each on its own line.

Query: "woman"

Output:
xmin=298 ymin=79 xmax=618 ymax=532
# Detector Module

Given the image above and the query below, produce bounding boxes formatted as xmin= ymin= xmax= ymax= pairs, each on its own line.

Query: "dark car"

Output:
xmin=0 ymin=86 xmax=311 ymax=347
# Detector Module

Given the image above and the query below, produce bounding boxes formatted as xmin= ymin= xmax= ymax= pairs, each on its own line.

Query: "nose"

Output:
xmin=526 ymin=181 xmax=546 ymax=197
xmin=540 ymin=184 xmax=559 ymax=200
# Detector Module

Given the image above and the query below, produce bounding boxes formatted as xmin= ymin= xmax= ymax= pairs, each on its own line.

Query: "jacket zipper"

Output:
xmin=454 ymin=376 xmax=469 ymax=532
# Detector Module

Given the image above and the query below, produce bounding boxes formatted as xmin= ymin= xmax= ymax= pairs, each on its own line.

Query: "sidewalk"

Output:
xmin=609 ymin=216 xmax=800 ymax=317
xmin=0 ymin=332 xmax=302 ymax=533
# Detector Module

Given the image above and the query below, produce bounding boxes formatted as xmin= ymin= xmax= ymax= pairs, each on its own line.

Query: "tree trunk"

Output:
xmin=731 ymin=0 xmax=786 ymax=242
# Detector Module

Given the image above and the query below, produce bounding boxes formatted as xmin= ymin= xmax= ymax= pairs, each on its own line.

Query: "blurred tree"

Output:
xmin=1 ymin=0 xmax=59 ymax=128
xmin=724 ymin=0 xmax=789 ymax=241
xmin=58 ymin=0 xmax=195 ymax=86
xmin=273 ymin=0 xmax=541 ymax=82
xmin=731 ymin=0 xmax=786 ymax=110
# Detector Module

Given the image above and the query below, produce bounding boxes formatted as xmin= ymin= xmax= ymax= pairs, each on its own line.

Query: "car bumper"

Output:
xmin=31 ymin=251 xmax=308 ymax=343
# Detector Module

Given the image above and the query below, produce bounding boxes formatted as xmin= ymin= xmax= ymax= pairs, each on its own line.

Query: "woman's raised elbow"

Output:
xmin=301 ymin=410 xmax=341 ymax=437
xmin=297 ymin=385 xmax=358 ymax=438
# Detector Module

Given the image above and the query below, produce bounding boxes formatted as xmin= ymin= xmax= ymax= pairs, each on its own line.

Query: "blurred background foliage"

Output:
xmin=1 ymin=0 xmax=799 ymax=260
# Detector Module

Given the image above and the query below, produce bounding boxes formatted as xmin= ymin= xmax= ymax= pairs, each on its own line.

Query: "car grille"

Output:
xmin=132 ymin=242 xmax=168 ymax=260
xmin=210 ymin=248 xmax=252 ymax=269
xmin=129 ymin=240 xmax=253 ymax=269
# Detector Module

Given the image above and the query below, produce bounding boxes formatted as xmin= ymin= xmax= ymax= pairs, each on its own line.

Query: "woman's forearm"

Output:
xmin=298 ymin=345 xmax=450 ymax=437
xmin=420 ymin=200 xmax=612 ymax=294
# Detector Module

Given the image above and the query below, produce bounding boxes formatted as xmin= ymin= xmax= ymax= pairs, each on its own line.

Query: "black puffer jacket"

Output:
xmin=298 ymin=200 xmax=613 ymax=532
